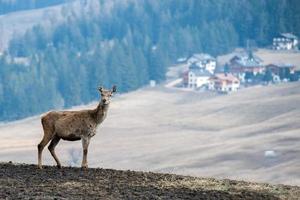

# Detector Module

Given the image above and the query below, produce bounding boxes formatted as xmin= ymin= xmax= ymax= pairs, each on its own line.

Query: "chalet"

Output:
xmin=187 ymin=53 xmax=216 ymax=74
xmin=209 ymin=73 xmax=240 ymax=92
xmin=187 ymin=63 xmax=211 ymax=89
xmin=228 ymin=52 xmax=264 ymax=81
xmin=273 ymin=33 xmax=298 ymax=50
xmin=265 ymin=63 xmax=296 ymax=82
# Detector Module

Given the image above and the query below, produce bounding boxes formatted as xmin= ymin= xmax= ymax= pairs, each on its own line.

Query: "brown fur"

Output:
xmin=37 ymin=86 xmax=116 ymax=169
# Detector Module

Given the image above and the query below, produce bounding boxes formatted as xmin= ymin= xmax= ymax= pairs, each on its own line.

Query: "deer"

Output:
xmin=37 ymin=85 xmax=117 ymax=169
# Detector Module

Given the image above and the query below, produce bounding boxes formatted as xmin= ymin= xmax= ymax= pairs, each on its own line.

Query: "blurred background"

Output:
xmin=0 ymin=0 xmax=300 ymax=186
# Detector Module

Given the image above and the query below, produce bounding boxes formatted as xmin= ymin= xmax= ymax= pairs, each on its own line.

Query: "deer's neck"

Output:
xmin=93 ymin=101 xmax=109 ymax=125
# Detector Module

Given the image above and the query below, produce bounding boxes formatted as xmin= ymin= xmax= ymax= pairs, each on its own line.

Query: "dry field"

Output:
xmin=1 ymin=163 xmax=299 ymax=199
xmin=0 ymin=82 xmax=300 ymax=186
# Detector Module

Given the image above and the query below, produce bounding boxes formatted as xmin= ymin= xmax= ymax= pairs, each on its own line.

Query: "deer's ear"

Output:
xmin=98 ymin=86 xmax=103 ymax=92
xmin=112 ymin=85 xmax=117 ymax=93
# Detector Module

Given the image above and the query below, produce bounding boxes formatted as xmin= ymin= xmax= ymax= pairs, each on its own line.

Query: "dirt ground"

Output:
xmin=1 ymin=162 xmax=299 ymax=200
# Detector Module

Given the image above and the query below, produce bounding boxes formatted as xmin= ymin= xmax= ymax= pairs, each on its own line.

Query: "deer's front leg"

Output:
xmin=81 ymin=137 xmax=90 ymax=169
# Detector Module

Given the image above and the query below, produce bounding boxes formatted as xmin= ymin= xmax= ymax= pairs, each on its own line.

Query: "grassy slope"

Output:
xmin=1 ymin=162 xmax=299 ymax=199
xmin=0 ymin=0 xmax=110 ymax=52
xmin=217 ymin=48 xmax=300 ymax=70
xmin=0 ymin=82 xmax=300 ymax=185
xmin=0 ymin=4 xmax=63 ymax=51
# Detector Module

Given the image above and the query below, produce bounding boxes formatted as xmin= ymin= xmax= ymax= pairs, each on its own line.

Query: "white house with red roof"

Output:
xmin=209 ymin=73 xmax=240 ymax=92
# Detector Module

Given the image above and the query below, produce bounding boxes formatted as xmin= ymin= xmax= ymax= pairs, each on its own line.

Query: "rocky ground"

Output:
xmin=0 ymin=162 xmax=299 ymax=199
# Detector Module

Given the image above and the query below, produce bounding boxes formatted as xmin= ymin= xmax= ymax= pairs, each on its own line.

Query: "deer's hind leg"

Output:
xmin=37 ymin=131 xmax=53 ymax=169
xmin=48 ymin=135 xmax=61 ymax=168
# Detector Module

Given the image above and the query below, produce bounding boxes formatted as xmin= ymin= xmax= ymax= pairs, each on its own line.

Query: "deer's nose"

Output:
xmin=103 ymin=99 xmax=107 ymax=103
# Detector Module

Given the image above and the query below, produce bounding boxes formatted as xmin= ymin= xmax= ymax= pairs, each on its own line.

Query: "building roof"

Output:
xmin=231 ymin=52 xmax=263 ymax=67
xmin=189 ymin=53 xmax=216 ymax=62
xmin=236 ymin=58 xmax=262 ymax=67
xmin=280 ymin=33 xmax=298 ymax=39
xmin=266 ymin=63 xmax=295 ymax=68
xmin=211 ymin=73 xmax=239 ymax=82
xmin=237 ymin=52 xmax=262 ymax=62
xmin=189 ymin=63 xmax=200 ymax=70
xmin=189 ymin=68 xmax=212 ymax=77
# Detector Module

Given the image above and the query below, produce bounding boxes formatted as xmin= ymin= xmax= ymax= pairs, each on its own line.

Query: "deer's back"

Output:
xmin=42 ymin=110 xmax=96 ymax=139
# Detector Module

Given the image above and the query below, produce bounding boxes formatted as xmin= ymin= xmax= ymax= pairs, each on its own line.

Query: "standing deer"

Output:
xmin=37 ymin=85 xmax=117 ymax=169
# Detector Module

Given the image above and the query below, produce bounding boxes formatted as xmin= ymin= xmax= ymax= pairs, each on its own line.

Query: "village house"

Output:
xmin=265 ymin=63 xmax=296 ymax=82
xmin=228 ymin=52 xmax=264 ymax=81
xmin=209 ymin=73 xmax=240 ymax=92
xmin=185 ymin=63 xmax=211 ymax=89
xmin=187 ymin=53 xmax=216 ymax=74
xmin=273 ymin=33 xmax=298 ymax=50
xmin=4 ymin=55 xmax=31 ymax=67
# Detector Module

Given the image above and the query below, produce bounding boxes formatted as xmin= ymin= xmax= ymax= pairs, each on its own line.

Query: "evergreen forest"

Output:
xmin=0 ymin=0 xmax=299 ymax=121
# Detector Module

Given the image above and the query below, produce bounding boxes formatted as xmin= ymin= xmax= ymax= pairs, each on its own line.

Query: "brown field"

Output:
xmin=0 ymin=82 xmax=300 ymax=186
xmin=1 ymin=163 xmax=299 ymax=199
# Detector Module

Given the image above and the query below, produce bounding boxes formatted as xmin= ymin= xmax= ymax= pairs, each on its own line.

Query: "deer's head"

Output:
xmin=98 ymin=85 xmax=117 ymax=105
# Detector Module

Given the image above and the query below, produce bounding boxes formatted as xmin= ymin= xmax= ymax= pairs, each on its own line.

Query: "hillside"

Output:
xmin=2 ymin=0 xmax=300 ymax=121
xmin=1 ymin=162 xmax=299 ymax=199
xmin=0 ymin=0 xmax=102 ymax=52
xmin=0 ymin=3 xmax=64 ymax=52
xmin=0 ymin=0 xmax=70 ymax=15
xmin=217 ymin=48 xmax=300 ymax=70
xmin=1 ymin=82 xmax=300 ymax=185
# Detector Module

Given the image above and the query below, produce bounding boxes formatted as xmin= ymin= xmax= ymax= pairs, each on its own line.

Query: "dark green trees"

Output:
xmin=0 ymin=0 xmax=299 ymax=121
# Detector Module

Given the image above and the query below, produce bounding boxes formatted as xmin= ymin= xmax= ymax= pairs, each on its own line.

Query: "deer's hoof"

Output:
xmin=57 ymin=164 xmax=62 ymax=169
xmin=37 ymin=165 xmax=43 ymax=169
